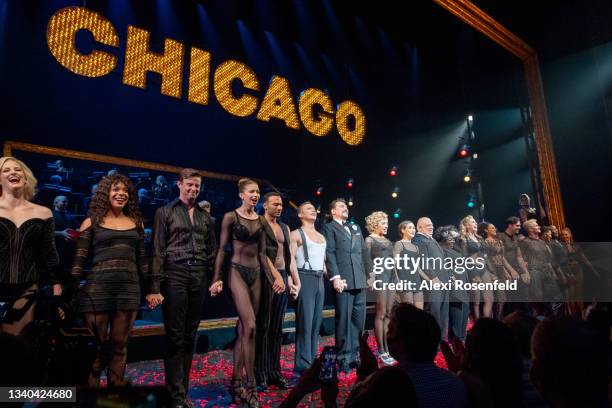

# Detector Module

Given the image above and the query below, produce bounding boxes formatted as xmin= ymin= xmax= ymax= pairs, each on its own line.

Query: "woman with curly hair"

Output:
xmin=458 ymin=215 xmax=493 ymax=319
xmin=434 ymin=225 xmax=469 ymax=341
xmin=72 ymin=173 xmax=163 ymax=387
xmin=365 ymin=211 xmax=397 ymax=365
xmin=0 ymin=157 xmax=61 ymax=335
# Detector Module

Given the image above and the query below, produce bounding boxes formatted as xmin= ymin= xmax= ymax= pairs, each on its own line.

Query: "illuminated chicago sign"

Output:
xmin=46 ymin=6 xmax=366 ymax=145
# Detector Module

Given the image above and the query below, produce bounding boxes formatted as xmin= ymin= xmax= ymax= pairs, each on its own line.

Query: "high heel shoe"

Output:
xmin=229 ymin=378 xmax=245 ymax=404
xmin=244 ymin=381 xmax=260 ymax=408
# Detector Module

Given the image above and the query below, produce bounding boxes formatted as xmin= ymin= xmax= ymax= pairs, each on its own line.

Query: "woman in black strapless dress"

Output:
xmin=209 ymin=178 xmax=284 ymax=408
xmin=0 ymin=157 xmax=61 ymax=335
xmin=72 ymin=173 xmax=162 ymax=387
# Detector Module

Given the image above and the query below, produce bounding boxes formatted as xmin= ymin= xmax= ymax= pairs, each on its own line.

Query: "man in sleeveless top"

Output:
xmin=291 ymin=202 xmax=327 ymax=374
xmin=152 ymin=169 xmax=217 ymax=408
xmin=256 ymin=192 xmax=300 ymax=390
xmin=322 ymin=198 xmax=371 ymax=372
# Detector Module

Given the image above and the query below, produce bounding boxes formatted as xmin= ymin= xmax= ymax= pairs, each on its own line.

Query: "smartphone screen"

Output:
xmin=319 ymin=346 xmax=338 ymax=382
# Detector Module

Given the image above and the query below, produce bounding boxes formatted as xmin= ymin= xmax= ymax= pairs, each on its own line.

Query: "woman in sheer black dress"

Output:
xmin=364 ymin=211 xmax=397 ymax=365
xmin=458 ymin=215 xmax=493 ymax=319
xmin=209 ymin=178 xmax=285 ymax=408
xmin=393 ymin=220 xmax=427 ymax=309
xmin=560 ymin=227 xmax=597 ymax=314
xmin=479 ymin=222 xmax=520 ymax=320
xmin=72 ymin=173 xmax=163 ymax=387
xmin=0 ymin=157 xmax=61 ymax=336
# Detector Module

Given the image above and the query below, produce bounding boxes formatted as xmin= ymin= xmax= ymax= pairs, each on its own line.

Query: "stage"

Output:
xmin=112 ymin=333 xmax=448 ymax=407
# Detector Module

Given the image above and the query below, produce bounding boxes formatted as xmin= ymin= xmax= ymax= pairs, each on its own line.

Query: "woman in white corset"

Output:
xmin=290 ymin=202 xmax=327 ymax=374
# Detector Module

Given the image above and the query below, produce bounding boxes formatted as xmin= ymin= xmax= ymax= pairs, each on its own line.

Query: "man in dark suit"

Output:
xmin=256 ymin=192 xmax=300 ymax=391
xmin=322 ymin=198 xmax=371 ymax=371
xmin=412 ymin=217 xmax=450 ymax=336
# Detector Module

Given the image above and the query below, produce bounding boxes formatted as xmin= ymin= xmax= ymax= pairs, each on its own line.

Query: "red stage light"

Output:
xmin=389 ymin=166 xmax=398 ymax=176
xmin=458 ymin=144 xmax=470 ymax=158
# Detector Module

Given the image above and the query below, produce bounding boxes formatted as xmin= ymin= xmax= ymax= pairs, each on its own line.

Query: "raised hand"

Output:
xmin=440 ymin=338 xmax=466 ymax=373
xmin=357 ymin=331 xmax=378 ymax=380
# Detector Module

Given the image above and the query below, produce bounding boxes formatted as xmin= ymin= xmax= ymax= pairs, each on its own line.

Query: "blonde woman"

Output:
xmin=365 ymin=211 xmax=396 ymax=365
xmin=393 ymin=220 xmax=427 ymax=309
xmin=0 ymin=157 xmax=61 ymax=335
xmin=458 ymin=215 xmax=493 ymax=319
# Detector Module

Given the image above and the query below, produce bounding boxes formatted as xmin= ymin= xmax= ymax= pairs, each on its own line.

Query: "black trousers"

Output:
xmin=255 ymin=271 xmax=288 ymax=382
xmin=424 ymin=273 xmax=450 ymax=337
xmin=161 ymin=265 xmax=207 ymax=405
xmin=334 ymin=288 xmax=366 ymax=366
xmin=294 ymin=271 xmax=324 ymax=373
xmin=448 ymin=301 xmax=469 ymax=341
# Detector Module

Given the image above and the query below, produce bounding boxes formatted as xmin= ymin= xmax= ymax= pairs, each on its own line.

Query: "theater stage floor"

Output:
xmin=119 ymin=334 xmax=448 ymax=407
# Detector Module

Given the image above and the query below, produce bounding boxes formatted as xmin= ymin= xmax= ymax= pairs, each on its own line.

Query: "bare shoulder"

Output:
xmin=223 ymin=211 xmax=236 ymax=222
xmin=29 ymin=203 xmax=53 ymax=219
xmin=291 ymin=229 xmax=302 ymax=244
xmin=80 ymin=217 xmax=93 ymax=231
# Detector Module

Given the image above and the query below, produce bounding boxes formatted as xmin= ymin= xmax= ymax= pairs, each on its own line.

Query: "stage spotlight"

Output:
xmin=315 ymin=186 xmax=323 ymax=196
xmin=389 ymin=166 xmax=398 ymax=177
xmin=467 ymin=195 xmax=476 ymax=208
xmin=463 ymin=170 xmax=472 ymax=183
xmin=347 ymin=178 xmax=354 ymax=188
xmin=393 ymin=208 xmax=402 ymax=219
xmin=348 ymin=197 xmax=354 ymax=206
xmin=458 ymin=144 xmax=470 ymax=158
xmin=468 ymin=115 xmax=473 ymax=123
xmin=472 ymin=153 xmax=478 ymax=159
xmin=316 ymin=205 xmax=321 ymax=214
xmin=391 ymin=187 xmax=399 ymax=199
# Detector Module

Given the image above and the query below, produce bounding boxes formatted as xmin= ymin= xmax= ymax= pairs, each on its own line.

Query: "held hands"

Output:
xmin=289 ymin=283 xmax=300 ymax=299
xmin=146 ymin=293 xmax=164 ymax=309
xmin=332 ymin=278 xmax=347 ymax=293
xmin=209 ymin=280 xmax=223 ymax=296
xmin=52 ymin=284 xmax=65 ymax=319
xmin=273 ymin=276 xmax=286 ymax=294
xmin=366 ymin=275 xmax=375 ymax=289
xmin=520 ymin=273 xmax=531 ymax=284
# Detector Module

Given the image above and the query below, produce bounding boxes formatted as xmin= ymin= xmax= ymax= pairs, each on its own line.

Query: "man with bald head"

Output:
xmin=412 ymin=217 xmax=450 ymax=336
xmin=52 ymin=195 xmax=79 ymax=277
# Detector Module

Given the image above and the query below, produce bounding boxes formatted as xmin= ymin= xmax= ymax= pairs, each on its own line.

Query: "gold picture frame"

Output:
xmin=433 ymin=0 xmax=565 ymax=227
